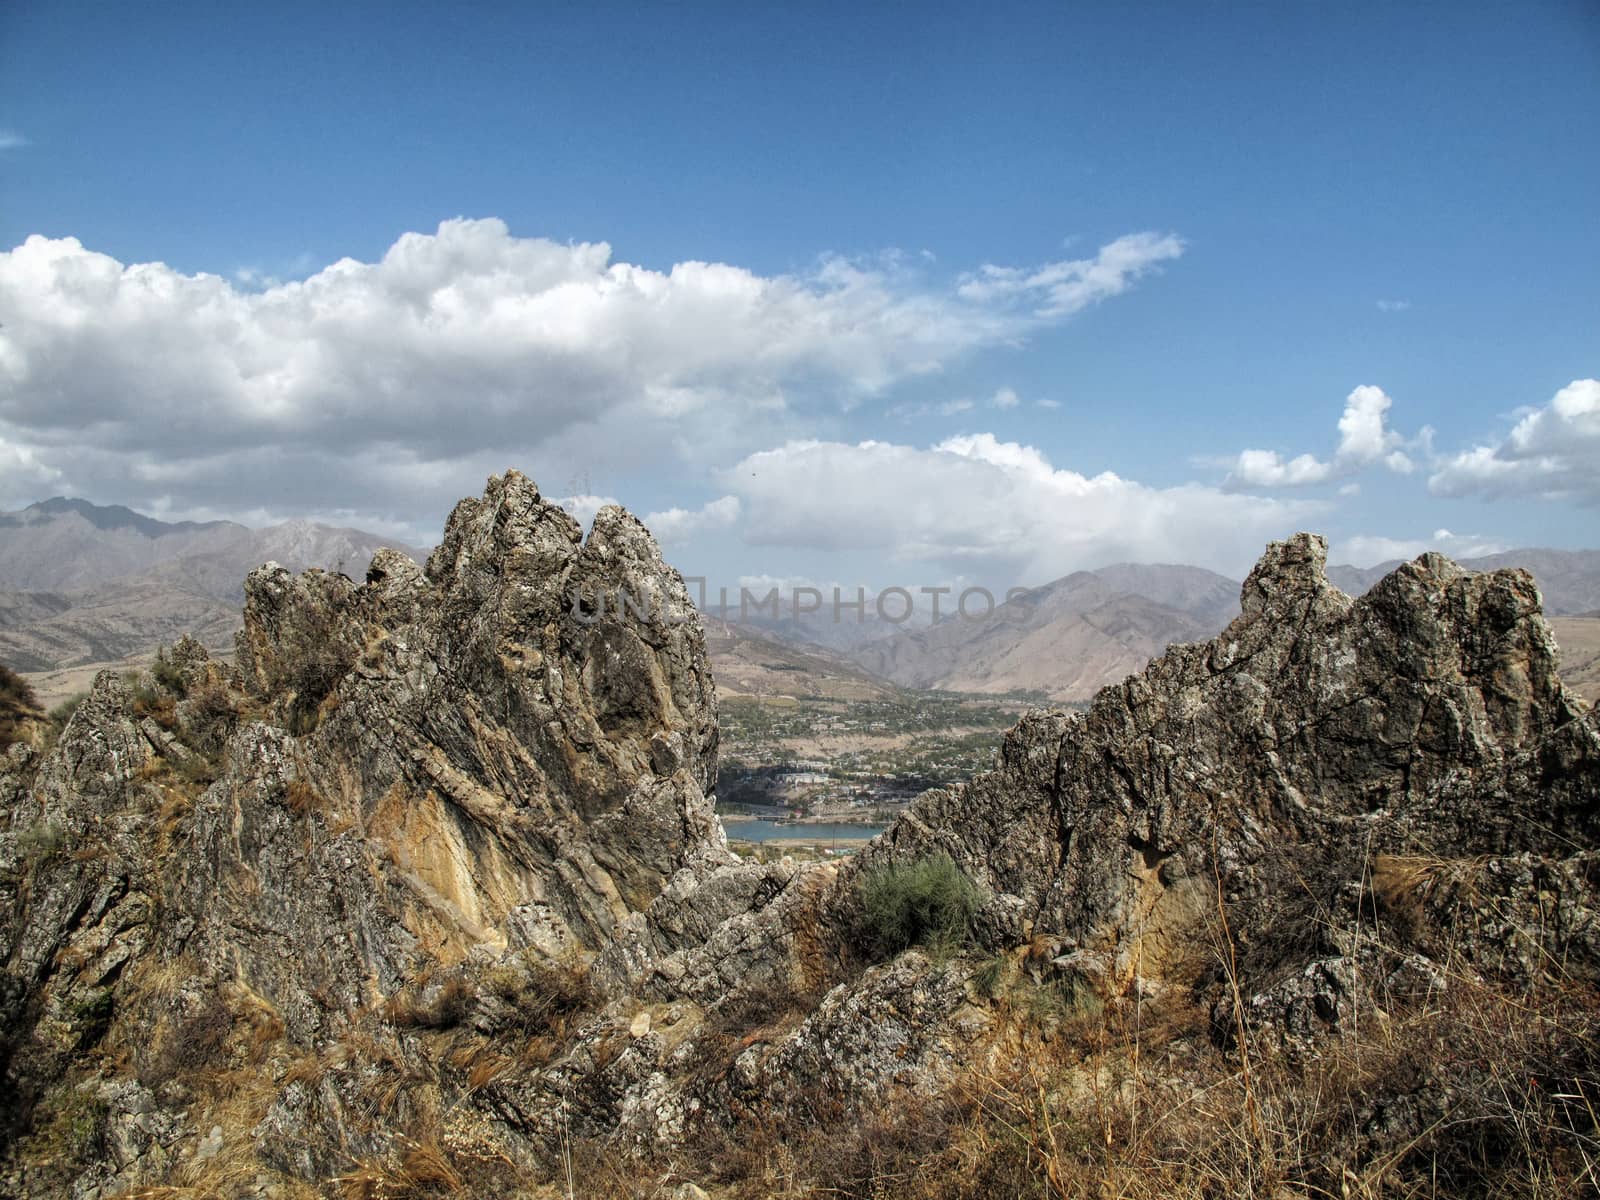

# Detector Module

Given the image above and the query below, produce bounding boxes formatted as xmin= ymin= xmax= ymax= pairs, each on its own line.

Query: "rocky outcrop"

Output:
xmin=1 ymin=472 xmax=734 ymax=1194
xmin=203 ymin=472 xmax=729 ymax=1040
xmin=3 ymin=499 xmax=1598 ymax=1197
xmin=862 ymin=536 xmax=1597 ymax=980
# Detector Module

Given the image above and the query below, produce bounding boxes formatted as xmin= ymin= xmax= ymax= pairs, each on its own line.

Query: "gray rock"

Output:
xmin=7 ymin=518 xmax=1599 ymax=1193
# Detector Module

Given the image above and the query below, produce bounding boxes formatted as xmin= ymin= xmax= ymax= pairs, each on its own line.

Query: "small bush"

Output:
xmin=283 ymin=779 xmax=322 ymax=815
xmin=855 ymin=853 xmax=981 ymax=961
xmin=132 ymin=690 xmax=177 ymax=730
xmin=71 ymin=989 xmax=115 ymax=1050
xmin=48 ymin=693 xmax=86 ymax=727
xmin=478 ymin=956 xmax=599 ymax=1050
xmin=170 ymin=749 xmax=221 ymax=788
xmin=152 ymin=649 xmax=188 ymax=698
xmin=29 ymin=1085 xmax=108 ymax=1169
xmin=138 ymin=991 xmax=234 ymax=1088
xmin=179 ymin=678 xmax=239 ymax=756
xmin=386 ymin=975 xmax=477 ymax=1031
xmin=0 ymin=660 xmax=41 ymax=748
xmin=17 ymin=817 xmax=65 ymax=865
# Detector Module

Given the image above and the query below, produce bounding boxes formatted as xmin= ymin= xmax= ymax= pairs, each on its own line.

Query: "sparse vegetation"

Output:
xmin=180 ymin=677 xmax=240 ymax=755
xmin=137 ymin=989 xmax=235 ymax=1089
xmin=126 ymin=670 xmax=178 ymax=730
xmin=280 ymin=604 xmax=358 ymax=736
xmin=48 ymin=692 xmax=86 ymax=728
xmin=855 ymin=853 xmax=981 ymax=960
xmin=481 ymin=954 xmax=599 ymax=1042
xmin=384 ymin=972 xmax=477 ymax=1031
xmin=1 ymin=660 xmax=42 ymax=749
xmin=16 ymin=816 xmax=65 ymax=865
xmin=19 ymin=1084 xmax=108 ymax=1182
xmin=151 ymin=648 xmax=188 ymax=698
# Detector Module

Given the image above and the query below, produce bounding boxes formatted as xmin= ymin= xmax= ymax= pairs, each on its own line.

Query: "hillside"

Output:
xmin=0 ymin=498 xmax=250 ymax=593
xmin=700 ymin=613 xmax=897 ymax=701
xmin=852 ymin=564 xmax=1236 ymax=700
xmin=0 ymin=498 xmax=421 ymax=672
xmin=1551 ymin=615 xmax=1600 ymax=706
xmin=845 ymin=553 xmax=1597 ymax=704
xmin=4 ymin=488 xmax=1598 ymax=1198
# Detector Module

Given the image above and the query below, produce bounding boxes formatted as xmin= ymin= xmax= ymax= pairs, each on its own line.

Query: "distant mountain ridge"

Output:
xmin=728 ymin=551 xmax=1600 ymax=704
xmin=1327 ymin=548 xmax=1600 ymax=615
xmin=0 ymin=496 xmax=234 ymax=538
xmin=3 ymin=497 xmax=1597 ymax=708
xmin=0 ymin=497 xmax=423 ymax=671
xmin=848 ymin=563 xmax=1239 ymax=701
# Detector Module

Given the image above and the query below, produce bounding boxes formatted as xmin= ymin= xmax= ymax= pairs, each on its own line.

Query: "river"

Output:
xmin=718 ymin=817 xmax=886 ymax=843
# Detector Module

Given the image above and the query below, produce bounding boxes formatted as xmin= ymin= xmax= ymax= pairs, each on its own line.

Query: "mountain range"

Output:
xmin=2 ymin=496 xmax=1597 ymax=707
xmin=0 ymin=498 xmax=420 ymax=675
xmin=850 ymin=563 xmax=1239 ymax=700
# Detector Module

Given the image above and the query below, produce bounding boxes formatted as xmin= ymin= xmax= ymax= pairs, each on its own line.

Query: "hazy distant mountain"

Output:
xmin=699 ymin=613 xmax=897 ymax=701
xmin=6 ymin=497 xmax=1596 ymax=711
xmin=1549 ymin=617 xmax=1600 ymax=707
xmin=0 ymin=498 xmax=422 ymax=671
xmin=699 ymin=604 xmax=911 ymax=655
xmin=850 ymin=563 xmax=1240 ymax=701
xmin=1328 ymin=549 xmax=1600 ymax=615
xmin=0 ymin=498 xmax=251 ymax=593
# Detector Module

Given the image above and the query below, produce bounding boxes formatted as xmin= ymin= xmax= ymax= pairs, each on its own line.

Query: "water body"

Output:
xmin=719 ymin=818 xmax=885 ymax=843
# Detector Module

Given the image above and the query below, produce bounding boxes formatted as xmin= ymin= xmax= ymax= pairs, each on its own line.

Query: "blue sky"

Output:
xmin=0 ymin=0 xmax=1596 ymax=592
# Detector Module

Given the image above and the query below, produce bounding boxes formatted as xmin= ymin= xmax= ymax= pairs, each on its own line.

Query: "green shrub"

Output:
xmin=48 ymin=693 xmax=86 ymax=727
xmin=17 ymin=817 xmax=65 ymax=865
xmin=856 ymin=852 xmax=981 ymax=960
xmin=152 ymin=648 xmax=188 ymax=698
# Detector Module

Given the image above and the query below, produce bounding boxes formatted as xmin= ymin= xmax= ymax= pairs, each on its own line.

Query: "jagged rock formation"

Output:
xmin=866 ymin=535 xmax=1599 ymax=974
xmin=3 ymin=482 xmax=1598 ymax=1197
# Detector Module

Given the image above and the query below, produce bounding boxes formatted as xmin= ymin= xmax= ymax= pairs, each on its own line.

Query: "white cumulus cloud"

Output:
xmin=0 ymin=219 xmax=1182 ymax=525
xmin=555 ymin=494 xmax=622 ymax=528
xmin=1429 ymin=379 xmax=1600 ymax=503
xmin=956 ymin=232 xmax=1185 ymax=318
xmin=1225 ymin=385 xmax=1412 ymax=489
xmin=724 ymin=433 xmax=1318 ymax=581
xmin=1333 ymin=529 xmax=1510 ymax=568
xmin=642 ymin=496 xmax=742 ymax=545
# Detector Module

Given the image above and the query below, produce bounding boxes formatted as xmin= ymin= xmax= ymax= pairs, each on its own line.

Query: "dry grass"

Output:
xmin=40 ymin=831 xmax=1600 ymax=1200
xmin=634 ymin=969 xmax=1600 ymax=1200
xmin=553 ymin=842 xmax=1600 ymax=1200
xmin=384 ymin=974 xmax=476 ymax=1031
xmin=284 ymin=778 xmax=324 ymax=816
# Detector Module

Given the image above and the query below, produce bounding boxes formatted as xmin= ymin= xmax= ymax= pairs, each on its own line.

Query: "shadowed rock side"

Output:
xmin=3 ymin=501 xmax=1598 ymax=1196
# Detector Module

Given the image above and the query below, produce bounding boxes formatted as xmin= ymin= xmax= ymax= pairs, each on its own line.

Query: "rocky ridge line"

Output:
xmin=2 ymin=479 xmax=1598 ymax=1197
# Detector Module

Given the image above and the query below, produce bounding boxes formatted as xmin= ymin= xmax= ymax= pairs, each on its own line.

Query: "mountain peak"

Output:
xmin=5 ymin=496 xmax=235 ymax=538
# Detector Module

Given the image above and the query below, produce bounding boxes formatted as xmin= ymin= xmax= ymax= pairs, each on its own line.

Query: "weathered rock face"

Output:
xmin=859 ymin=534 xmax=1600 ymax=1007
xmin=199 ymin=471 xmax=728 ymax=1038
xmin=3 ymin=515 xmax=1598 ymax=1198
xmin=0 ymin=472 xmax=734 ymax=1194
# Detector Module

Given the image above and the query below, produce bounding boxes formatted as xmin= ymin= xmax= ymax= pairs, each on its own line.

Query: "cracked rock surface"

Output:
xmin=4 ymin=484 xmax=1598 ymax=1196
